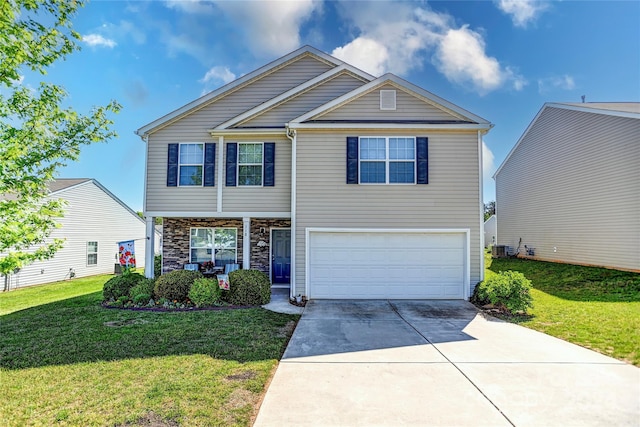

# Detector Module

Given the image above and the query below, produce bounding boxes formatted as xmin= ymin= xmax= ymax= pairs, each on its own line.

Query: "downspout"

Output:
xmin=285 ymin=125 xmax=296 ymax=299
xmin=478 ymin=130 xmax=485 ymax=287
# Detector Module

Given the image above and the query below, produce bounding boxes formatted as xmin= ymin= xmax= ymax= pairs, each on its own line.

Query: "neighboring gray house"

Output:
xmin=494 ymin=102 xmax=640 ymax=272
xmin=2 ymin=179 xmax=161 ymax=290
xmin=136 ymin=46 xmax=492 ymax=300
xmin=484 ymin=215 xmax=497 ymax=248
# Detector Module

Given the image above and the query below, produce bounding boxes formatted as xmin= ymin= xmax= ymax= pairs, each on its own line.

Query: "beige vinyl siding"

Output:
xmin=317 ymin=84 xmax=464 ymax=122
xmin=495 ymin=107 xmax=640 ymax=272
xmin=145 ymin=55 xmax=331 ymax=212
xmin=145 ymin=139 xmax=218 ymax=212
xmin=294 ymin=130 xmax=482 ymax=295
xmin=223 ymin=136 xmax=291 ymax=212
xmin=239 ymin=73 xmax=366 ymax=128
xmin=4 ymin=182 xmax=148 ymax=289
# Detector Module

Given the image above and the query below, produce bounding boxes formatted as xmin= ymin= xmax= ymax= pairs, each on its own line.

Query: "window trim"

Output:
xmin=358 ymin=136 xmax=416 ymax=185
xmin=178 ymin=142 xmax=204 ymax=187
xmin=189 ymin=227 xmax=238 ymax=265
xmin=237 ymin=142 xmax=264 ymax=187
xmin=86 ymin=241 xmax=98 ymax=266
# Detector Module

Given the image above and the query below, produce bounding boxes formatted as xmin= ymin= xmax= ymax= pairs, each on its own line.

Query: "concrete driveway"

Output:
xmin=254 ymin=300 xmax=639 ymax=427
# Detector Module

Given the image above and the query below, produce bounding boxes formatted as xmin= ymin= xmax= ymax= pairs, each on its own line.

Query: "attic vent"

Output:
xmin=380 ymin=90 xmax=396 ymax=110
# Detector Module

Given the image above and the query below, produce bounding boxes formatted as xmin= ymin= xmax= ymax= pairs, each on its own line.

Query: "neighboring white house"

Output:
xmin=136 ymin=46 xmax=492 ymax=300
xmin=494 ymin=102 xmax=640 ymax=272
xmin=2 ymin=179 xmax=162 ymax=290
xmin=484 ymin=215 xmax=497 ymax=248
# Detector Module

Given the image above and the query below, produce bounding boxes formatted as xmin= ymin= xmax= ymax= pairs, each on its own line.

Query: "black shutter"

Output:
xmin=203 ymin=143 xmax=216 ymax=187
xmin=416 ymin=137 xmax=429 ymax=184
xmin=167 ymin=143 xmax=179 ymax=187
xmin=346 ymin=136 xmax=358 ymax=184
xmin=226 ymin=143 xmax=237 ymax=186
xmin=264 ymin=142 xmax=275 ymax=187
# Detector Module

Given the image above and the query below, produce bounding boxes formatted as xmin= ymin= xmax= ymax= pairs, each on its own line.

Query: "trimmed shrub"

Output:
xmin=188 ymin=278 xmax=222 ymax=307
xmin=133 ymin=293 xmax=151 ymax=305
xmin=474 ymin=271 xmax=533 ymax=313
xmin=103 ymin=271 xmax=145 ymax=301
xmin=154 ymin=269 xmax=202 ymax=302
xmin=226 ymin=269 xmax=271 ymax=306
xmin=129 ymin=278 xmax=155 ymax=300
xmin=154 ymin=255 xmax=162 ymax=279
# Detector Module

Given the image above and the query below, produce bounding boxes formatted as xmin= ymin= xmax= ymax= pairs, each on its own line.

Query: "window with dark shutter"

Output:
xmin=264 ymin=142 xmax=275 ymax=187
xmin=346 ymin=136 xmax=358 ymax=184
xmin=226 ymin=143 xmax=237 ymax=186
xmin=167 ymin=143 xmax=179 ymax=187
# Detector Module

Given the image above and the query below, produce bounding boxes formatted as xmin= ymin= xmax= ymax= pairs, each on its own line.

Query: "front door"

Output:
xmin=271 ymin=229 xmax=291 ymax=284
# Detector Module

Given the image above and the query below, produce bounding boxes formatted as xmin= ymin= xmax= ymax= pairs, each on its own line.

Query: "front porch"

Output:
xmin=147 ymin=217 xmax=291 ymax=285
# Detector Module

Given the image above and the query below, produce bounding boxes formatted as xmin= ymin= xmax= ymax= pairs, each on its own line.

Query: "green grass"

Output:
xmin=0 ymin=276 xmax=299 ymax=426
xmin=0 ymin=274 xmax=113 ymax=315
xmin=485 ymin=253 xmax=640 ymax=366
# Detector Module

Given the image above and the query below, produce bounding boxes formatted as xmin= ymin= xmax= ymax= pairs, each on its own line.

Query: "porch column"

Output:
xmin=242 ymin=217 xmax=251 ymax=270
xmin=144 ymin=216 xmax=155 ymax=278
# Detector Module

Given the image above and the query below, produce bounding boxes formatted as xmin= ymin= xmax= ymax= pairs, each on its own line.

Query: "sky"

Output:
xmin=26 ymin=0 xmax=640 ymax=211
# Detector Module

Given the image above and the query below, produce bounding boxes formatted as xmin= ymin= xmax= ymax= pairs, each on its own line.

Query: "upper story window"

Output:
xmin=179 ymin=143 xmax=204 ymax=186
xmin=238 ymin=143 xmax=263 ymax=186
xmin=359 ymin=137 xmax=415 ymax=184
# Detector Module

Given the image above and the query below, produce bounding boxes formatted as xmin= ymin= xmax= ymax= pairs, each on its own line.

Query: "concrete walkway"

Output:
xmin=254 ymin=300 xmax=639 ymax=427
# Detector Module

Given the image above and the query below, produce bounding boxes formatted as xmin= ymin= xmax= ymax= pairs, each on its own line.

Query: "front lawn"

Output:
xmin=0 ymin=275 xmax=299 ymax=426
xmin=485 ymin=254 xmax=640 ymax=366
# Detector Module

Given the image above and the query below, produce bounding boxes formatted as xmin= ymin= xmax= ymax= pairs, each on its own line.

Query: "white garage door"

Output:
xmin=307 ymin=230 xmax=467 ymax=299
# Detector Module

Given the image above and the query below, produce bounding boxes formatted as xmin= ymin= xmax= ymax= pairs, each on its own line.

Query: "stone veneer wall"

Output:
xmin=162 ymin=218 xmax=244 ymax=274
xmin=162 ymin=218 xmax=290 ymax=277
xmin=250 ymin=219 xmax=291 ymax=275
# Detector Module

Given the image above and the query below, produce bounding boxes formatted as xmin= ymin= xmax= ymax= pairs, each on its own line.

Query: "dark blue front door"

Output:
xmin=272 ymin=229 xmax=291 ymax=283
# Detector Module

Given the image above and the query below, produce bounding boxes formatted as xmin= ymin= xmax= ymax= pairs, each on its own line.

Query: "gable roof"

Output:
xmin=493 ymin=102 xmax=640 ymax=178
xmin=213 ymin=65 xmax=373 ymax=131
xmin=49 ymin=179 xmax=145 ymax=225
xmin=288 ymin=73 xmax=492 ymax=130
xmin=135 ymin=46 xmax=365 ymax=138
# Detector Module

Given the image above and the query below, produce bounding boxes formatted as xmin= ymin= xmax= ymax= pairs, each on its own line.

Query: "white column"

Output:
xmin=243 ymin=217 xmax=251 ymax=270
xmin=144 ymin=216 xmax=155 ymax=278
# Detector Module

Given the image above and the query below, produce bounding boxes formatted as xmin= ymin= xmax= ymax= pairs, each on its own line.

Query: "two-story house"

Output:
xmin=136 ymin=46 xmax=491 ymax=300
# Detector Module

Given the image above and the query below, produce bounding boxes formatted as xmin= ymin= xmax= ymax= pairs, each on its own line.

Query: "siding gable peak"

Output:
xmin=215 ymin=67 xmax=372 ymax=131
xmin=136 ymin=46 xmax=359 ymax=138
xmin=289 ymin=73 xmax=491 ymax=128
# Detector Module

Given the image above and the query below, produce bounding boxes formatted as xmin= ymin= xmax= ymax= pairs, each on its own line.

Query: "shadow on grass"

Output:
xmin=488 ymin=257 xmax=640 ymax=303
xmin=0 ymin=291 xmax=299 ymax=370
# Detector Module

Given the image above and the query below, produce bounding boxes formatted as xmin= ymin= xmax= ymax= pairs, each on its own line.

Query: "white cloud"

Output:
xmin=82 ymin=34 xmax=117 ymax=48
xmin=214 ymin=0 xmax=321 ymax=56
xmin=482 ymin=141 xmax=496 ymax=181
xmin=332 ymin=38 xmax=389 ymax=76
xmin=434 ymin=26 xmax=526 ymax=94
xmin=537 ymin=74 xmax=576 ymax=93
xmin=200 ymin=65 xmax=237 ymax=94
xmin=495 ymin=0 xmax=549 ymax=28
xmin=166 ymin=0 xmax=321 ymax=57
xmin=333 ymin=2 xmax=525 ymax=93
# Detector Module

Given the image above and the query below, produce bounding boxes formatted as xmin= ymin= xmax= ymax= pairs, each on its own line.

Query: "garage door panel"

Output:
xmin=308 ymin=231 xmax=466 ymax=299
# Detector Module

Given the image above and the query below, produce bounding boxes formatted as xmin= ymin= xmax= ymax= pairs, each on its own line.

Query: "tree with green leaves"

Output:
xmin=0 ymin=0 xmax=121 ymax=285
xmin=484 ymin=201 xmax=496 ymax=221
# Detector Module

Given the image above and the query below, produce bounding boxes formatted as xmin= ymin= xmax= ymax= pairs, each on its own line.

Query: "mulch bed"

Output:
xmin=101 ymin=303 xmax=256 ymax=312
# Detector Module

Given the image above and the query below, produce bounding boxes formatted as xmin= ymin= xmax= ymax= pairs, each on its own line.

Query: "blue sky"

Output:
xmin=33 ymin=0 xmax=639 ymax=211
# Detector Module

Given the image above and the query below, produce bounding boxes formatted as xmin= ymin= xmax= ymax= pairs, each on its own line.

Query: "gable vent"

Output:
xmin=380 ymin=90 xmax=396 ymax=110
